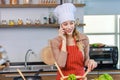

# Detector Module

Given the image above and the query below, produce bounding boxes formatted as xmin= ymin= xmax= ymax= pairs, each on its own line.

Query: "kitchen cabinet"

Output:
xmin=0 ymin=4 xmax=85 ymax=28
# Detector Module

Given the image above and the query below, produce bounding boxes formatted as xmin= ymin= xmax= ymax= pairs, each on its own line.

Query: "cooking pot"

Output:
xmin=14 ymin=76 xmax=42 ymax=80
xmin=14 ymin=69 xmax=43 ymax=80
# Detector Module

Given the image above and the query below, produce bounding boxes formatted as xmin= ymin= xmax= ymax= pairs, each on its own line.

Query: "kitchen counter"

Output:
xmin=1 ymin=62 xmax=120 ymax=80
xmin=0 ymin=62 xmax=57 ymax=74
xmin=1 ymin=69 xmax=120 ymax=80
xmin=0 ymin=62 xmax=57 ymax=80
xmin=0 ymin=62 xmax=120 ymax=74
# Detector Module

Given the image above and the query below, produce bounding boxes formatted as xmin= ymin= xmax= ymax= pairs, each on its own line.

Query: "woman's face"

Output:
xmin=61 ymin=20 xmax=75 ymax=35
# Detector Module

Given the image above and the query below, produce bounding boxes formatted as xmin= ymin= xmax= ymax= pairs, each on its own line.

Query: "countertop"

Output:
xmin=1 ymin=62 xmax=120 ymax=76
xmin=0 ymin=62 xmax=57 ymax=74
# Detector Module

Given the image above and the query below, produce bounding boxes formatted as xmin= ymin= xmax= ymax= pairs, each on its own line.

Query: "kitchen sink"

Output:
xmin=2 ymin=65 xmax=57 ymax=72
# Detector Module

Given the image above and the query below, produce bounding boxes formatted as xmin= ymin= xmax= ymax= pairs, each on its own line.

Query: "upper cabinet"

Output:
xmin=0 ymin=0 xmax=85 ymax=28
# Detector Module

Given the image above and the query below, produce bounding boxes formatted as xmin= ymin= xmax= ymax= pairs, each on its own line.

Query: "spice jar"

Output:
xmin=10 ymin=0 xmax=19 ymax=5
xmin=9 ymin=20 xmax=15 ymax=25
xmin=1 ymin=20 xmax=7 ymax=25
xmin=26 ymin=18 xmax=32 ymax=25
xmin=75 ymin=18 xmax=80 ymax=26
xmin=34 ymin=19 xmax=41 ymax=25
xmin=17 ymin=19 xmax=23 ymax=25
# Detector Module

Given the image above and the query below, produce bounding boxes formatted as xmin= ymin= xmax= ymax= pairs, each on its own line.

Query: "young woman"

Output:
xmin=50 ymin=3 xmax=97 ymax=80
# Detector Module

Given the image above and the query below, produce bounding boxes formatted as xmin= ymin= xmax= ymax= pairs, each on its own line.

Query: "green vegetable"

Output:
xmin=92 ymin=44 xmax=98 ymax=47
xmin=68 ymin=74 xmax=76 ymax=80
xmin=98 ymin=73 xmax=113 ymax=80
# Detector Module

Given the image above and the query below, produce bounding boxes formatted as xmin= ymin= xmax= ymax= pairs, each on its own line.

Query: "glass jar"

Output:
xmin=10 ymin=0 xmax=19 ymax=5
xmin=9 ymin=20 xmax=15 ymax=25
xmin=43 ymin=17 xmax=48 ymax=24
xmin=23 ymin=0 xmax=32 ymax=4
xmin=1 ymin=20 xmax=7 ymax=25
xmin=17 ymin=19 xmax=23 ymax=25
xmin=26 ymin=18 xmax=32 ymax=25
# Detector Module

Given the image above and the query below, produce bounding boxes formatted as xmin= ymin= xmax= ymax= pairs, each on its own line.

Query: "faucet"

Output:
xmin=25 ymin=49 xmax=35 ymax=68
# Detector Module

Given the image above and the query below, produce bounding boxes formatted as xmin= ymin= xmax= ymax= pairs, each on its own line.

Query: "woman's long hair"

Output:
xmin=72 ymin=27 xmax=84 ymax=51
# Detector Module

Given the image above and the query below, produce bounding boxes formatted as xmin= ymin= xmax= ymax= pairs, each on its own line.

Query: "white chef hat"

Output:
xmin=54 ymin=3 xmax=76 ymax=24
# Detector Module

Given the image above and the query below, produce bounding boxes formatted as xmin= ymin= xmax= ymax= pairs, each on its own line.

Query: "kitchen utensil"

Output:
xmin=0 ymin=65 xmax=5 ymax=70
xmin=15 ymin=68 xmax=43 ymax=80
xmin=0 ymin=46 xmax=8 ymax=65
xmin=41 ymin=43 xmax=65 ymax=79
xmin=34 ymin=69 xmax=43 ymax=80
xmin=41 ymin=45 xmax=55 ymax=65
xmin=41 ymin=46 xmax=64 ymax=80
xmin=54 ymin=62 xmax=64 ymax=78
xmin=17 ymin=69 xmax=26 ymax=80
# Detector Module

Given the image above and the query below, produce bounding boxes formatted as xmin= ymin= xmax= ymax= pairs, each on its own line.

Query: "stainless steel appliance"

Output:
xmin=89 ymin=46 xmax=118 ymax=69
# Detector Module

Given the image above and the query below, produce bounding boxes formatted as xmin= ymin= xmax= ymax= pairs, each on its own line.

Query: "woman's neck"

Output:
xmin=66 ymin=35 xmax=75 ymax=46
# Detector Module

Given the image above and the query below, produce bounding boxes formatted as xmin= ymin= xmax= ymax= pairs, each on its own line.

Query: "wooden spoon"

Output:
xmin=17 ymin=69 xmax=26 ymax=80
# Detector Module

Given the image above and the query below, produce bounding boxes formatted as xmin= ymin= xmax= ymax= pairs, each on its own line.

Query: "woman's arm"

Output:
xmin=50 ymin=37 xmax=67 ymax=67
xmin=81 ymin=34 xmax=97 ymax=70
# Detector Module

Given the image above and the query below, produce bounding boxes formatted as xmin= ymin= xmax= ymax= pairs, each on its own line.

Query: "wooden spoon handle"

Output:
xmin=83 ymin=69 xmax=90 ymax=77
xmin=17 ymin=69 xmax=26 ymax=80
xmin=54 ymin=62 xmax=64 ymax=78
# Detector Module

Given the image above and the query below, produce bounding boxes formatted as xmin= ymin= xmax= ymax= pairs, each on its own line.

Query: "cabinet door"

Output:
xmin=42 ymin=76 xmax=56 ymax=80
xmin=108 ymin=74 xmax=120 ymax=80
xmin=87 ymin=74 xmax=99 ymax=80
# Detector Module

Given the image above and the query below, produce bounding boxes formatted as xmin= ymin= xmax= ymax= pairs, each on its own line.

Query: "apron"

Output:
xmin=56 ymin=43 xmax=85 ymax=80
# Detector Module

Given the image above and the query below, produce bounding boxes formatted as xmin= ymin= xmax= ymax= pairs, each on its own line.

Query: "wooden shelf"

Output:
xmin=0 ymin=24 xmax=59 ymax=28
xmin=74 ymin=4 xmax=86 ymax=7
xmin=0 ymin=24 xmax=85 ymax=28
xmin=0 ymin=4 xmax=59 ymax=8
xmin=0 ymin=4 xmax=85 ymax=8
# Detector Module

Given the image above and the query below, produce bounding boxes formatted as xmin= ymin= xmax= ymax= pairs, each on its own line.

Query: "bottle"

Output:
xmin=23 ymin=0 xmax=32 ymax=4
xmin=10 ymin=0 xmax=19 ymax=5
xmin=43 ymin=17 xmax=48 ymax=24
xmin=75 ymin=18 xmax=80 ymax=26
xmin=49 ymin=12 xmax=55 ymax=24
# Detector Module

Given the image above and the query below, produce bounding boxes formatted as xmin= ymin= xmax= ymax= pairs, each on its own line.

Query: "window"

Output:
xmin=84 ymin=15 xmax=116 ymax=46
xmin=84 ymin=15 xmax=115 ymax=33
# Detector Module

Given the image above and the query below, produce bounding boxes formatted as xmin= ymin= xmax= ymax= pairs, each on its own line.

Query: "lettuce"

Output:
xmin=98 ymin=73 xmax=113 ymax=80
xmin=68 ymin=74 xmax=76 ymax=80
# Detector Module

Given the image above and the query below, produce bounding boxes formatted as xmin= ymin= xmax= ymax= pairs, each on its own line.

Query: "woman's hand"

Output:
xmin=87 ymin=59 xmax=97 ymax=71
xmin=58 ymin=26 xmax=66 ymax=40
